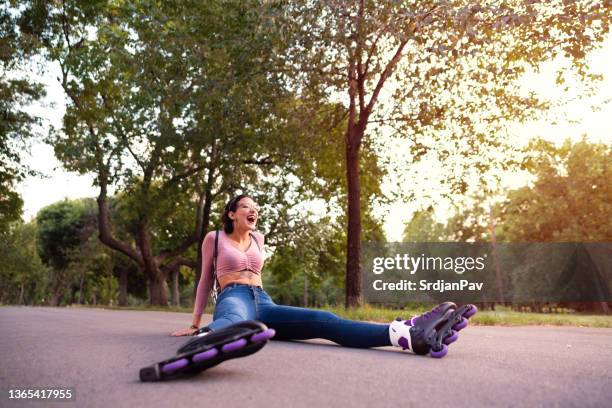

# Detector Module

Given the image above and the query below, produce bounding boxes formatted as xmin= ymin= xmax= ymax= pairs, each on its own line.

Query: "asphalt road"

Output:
xmin=1 ymin=307 xmax=611 ymax=408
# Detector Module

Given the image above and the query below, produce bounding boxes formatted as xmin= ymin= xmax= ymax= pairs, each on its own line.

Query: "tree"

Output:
xmin=444 ymin=137 xmax=612 ymax=244
xmin=0 ymin=221 xmax=47 ymax=304
xmin=276 ymin=0 xmax=612 ymax=306
xmin=500 ymin=137 xmax=611 ymax=242
xmin=18 ymin=0 xmax=308 ymax=305
xmin=19 ymin=0 xmax=372 ymax=306
xmin=265 ymin=216 xmax=345 ymax=305
xmin=499 ymin=138 xmax=612 ymax=313
xmin=402 ymin=207 xmax=447 ymax=242
xmin=445 ymin=194 xmax=493 ymax=243
xmin=423 ymin=138 xmax=610 ymax=311
xmin=0 ymin=0 xmax=45 ymax=232
xmin=36 ymin=198 xmax=99 ymax=305
xmin=109 ymin=185 xmax=199 ymax=305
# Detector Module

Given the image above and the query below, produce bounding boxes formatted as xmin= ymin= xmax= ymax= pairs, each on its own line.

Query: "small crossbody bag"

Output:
xmin=211 ymin=229 xmax=261 ymax=304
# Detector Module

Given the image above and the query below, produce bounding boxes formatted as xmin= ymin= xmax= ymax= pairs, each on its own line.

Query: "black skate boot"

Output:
xmin=139 ymin=320 xmax=275 ymax=381
xmin=389 ymin=302 xmax=477 ymax=358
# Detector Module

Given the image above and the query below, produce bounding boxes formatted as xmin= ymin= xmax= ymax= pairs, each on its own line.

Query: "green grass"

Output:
xmin=40 ymin=303 xmax=612 ymax=328
xmin=68 ymin=303 xmax=197 ymax=313
xmin=322 ymin=304 xmax=612 ymax=328
xmin=465 ymin=309 xmax=612 ymax=328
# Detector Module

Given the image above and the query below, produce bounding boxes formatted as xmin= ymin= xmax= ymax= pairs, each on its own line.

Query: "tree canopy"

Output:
xmin=500 ymin=137 xmax=611 ymax=242
xmin=273 ymin=0 xmax=611 ymax=305
xmin=405 ymin=137 xmax=612 ymax=244
xmin=0 ymin=0 xmax=45 ymax=232
xmin=16 ymin=0 xmax=382 ymax=305
xmin=7 ymin=0 xmax=611 ymax=308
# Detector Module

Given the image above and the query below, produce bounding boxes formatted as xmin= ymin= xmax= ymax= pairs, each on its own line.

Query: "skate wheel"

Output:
xmin=192 ymin=348 xmax=219 ymax=363
xmin=453 ymin=317 xmax=468 ymax=331
xmin=463 ymin=305 xmax=478 ymax=319
xmin=443 ymin=330 xmax=459 ymax=345
xmin=250 ymin=328 xmax=276 ymax=343
xmin=161 ymin=358 xmax=189 ymax=374
xmin=222 ymin=338 xmax=248 ymax=353
xmin=430 ymin=344 xmax=448 ymax=358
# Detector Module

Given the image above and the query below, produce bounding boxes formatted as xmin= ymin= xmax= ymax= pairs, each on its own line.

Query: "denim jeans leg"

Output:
xmin=208 ymin=285 xmax=257 ymax=331
xmin=255 ymin=289 xmax=390 ymax=348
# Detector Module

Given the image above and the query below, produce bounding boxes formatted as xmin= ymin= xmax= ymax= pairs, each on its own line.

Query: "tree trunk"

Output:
xmin=340 ymin=22 xmax=407 ymax=308
xmin=50 ymin=274 xmax=64 ymax=306
xmin=345 ymin=129 xmax=362 ymax=308
xmin=303 ymin=274 xmax=308 ymax=307
xmin=118 ymin=266 xmax=128 ymax=307
xmin=172 ymin=269 xmax=180 ymax=307
xmin=489 ymin=205 xmax=505 ymax=304
xmin=79 ymin=270 xmax=85 ymax=304
xmin=137 ymin=220 xmax=169 ymax=306
xmin=149 ymin=272 xmax=169 ymax=306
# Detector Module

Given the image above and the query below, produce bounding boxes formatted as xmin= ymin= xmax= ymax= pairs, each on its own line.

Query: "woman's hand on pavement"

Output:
xmin=170 ymin=327 xmax=197 ymax=337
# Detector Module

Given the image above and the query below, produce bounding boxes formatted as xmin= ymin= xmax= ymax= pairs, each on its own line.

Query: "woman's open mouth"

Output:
xmin=246 ymin=215 xmax=257 ymax=224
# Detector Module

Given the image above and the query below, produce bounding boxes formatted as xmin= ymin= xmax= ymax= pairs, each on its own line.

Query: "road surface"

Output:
xmin=1 ymin=307 xmax=611 ymax=407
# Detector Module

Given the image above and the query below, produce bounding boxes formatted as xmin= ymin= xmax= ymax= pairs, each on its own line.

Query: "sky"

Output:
xmin=17 ymin=60 xmax=100 ymax=223
xmin=15 ymin=36 xmax=612 ymax=241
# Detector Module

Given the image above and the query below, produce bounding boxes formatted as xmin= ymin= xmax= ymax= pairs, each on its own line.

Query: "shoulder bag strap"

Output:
xmin=249 ymin=232 xmax=264 ymax=289
xmin=249 ymin=232 xmax=261 ymax=252
xmin=212 ymin=229 xmax=220 ymax=304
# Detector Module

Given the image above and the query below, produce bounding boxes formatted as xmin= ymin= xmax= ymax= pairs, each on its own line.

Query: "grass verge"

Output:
xmin=63 ymin=303 xmax=612 ymax=328
xmin=324 ymin=304 xmax=612 ymax=328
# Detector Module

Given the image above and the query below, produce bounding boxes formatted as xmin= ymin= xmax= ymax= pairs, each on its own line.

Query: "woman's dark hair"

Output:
xmin=222 ymin=194 xmax=250 ymax=234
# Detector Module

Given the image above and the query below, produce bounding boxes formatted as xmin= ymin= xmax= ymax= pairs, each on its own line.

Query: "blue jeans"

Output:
xmin=208 ymin=283 xmax=391 ymax=348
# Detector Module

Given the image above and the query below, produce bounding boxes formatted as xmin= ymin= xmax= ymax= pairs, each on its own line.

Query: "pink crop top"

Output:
xmin=193 ymin=230 xmax=265 ymax=315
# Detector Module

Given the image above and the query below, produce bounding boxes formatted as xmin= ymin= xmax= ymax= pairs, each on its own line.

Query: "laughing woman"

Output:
xmin=171 ymin=194 xmax=476 ymax=358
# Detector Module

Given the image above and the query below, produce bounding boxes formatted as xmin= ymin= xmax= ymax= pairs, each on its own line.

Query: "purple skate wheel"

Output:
xmin=192 ymin=348 xmax=219 ymax=363
xmin=161 ymin=358 xmax=189 ymax=374
xmin=443 ymin=330 xmax=459 ymax=345
xmin=250 ymin=328 xmax=276 ymax=343
xmin=430 ymin=344 xmax=448 ymax=358
xmin=453 ymin=317 xmax=468 ymax=331
xmin=222 ymin=338 xmax=248 ymax=353
xmin=463 ymin=305 xmax=478 ymax=319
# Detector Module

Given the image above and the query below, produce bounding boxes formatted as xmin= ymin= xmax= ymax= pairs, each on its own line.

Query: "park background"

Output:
xmin=2 ymin=0 xmax=611 ymax=323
